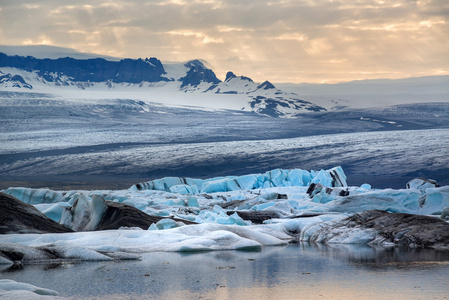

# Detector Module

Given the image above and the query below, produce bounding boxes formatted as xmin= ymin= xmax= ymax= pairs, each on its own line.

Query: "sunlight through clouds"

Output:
xmin=0 ymin=0 xmax=447 ymax=83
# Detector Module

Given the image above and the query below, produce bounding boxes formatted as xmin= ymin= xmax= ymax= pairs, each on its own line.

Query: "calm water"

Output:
xmin=2 ymin=244 xmax=449 ymax=299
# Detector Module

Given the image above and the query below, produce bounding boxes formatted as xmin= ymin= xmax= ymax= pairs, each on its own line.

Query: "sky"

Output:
xmin=0 ymin=0 xmax=448 ymax=83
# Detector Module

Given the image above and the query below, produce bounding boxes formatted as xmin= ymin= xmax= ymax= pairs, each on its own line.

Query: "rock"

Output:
xmin=0 ymin=192 xmax=73 ymax=234
xmin=97 ymin=201 xmax=196 ymax=230
xmin=303 ymin=210 xmax=449 ymax=249
xmin=226 ymin=210 xmax=282 ymax=224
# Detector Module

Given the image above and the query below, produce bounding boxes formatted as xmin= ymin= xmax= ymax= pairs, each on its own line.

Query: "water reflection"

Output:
xmin=301 ymin=243 xmax=449 ymax=270
xmin=1 ymin=244 xmax=449 ymax=299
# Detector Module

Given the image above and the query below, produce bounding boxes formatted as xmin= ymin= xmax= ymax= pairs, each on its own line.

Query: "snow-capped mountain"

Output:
xmin=0 ymin=46 xmax=324 ymax=117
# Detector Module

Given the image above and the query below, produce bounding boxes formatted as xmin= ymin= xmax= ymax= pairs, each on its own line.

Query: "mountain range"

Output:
xmin=0 ymin=45 xmax=448 ymax=118
xmin=0 ymin=45 xmax=325 ymax=118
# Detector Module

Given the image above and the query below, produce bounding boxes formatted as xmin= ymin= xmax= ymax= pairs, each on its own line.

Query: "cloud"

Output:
xmin=0 ymin=0 xmax=448 ymax=82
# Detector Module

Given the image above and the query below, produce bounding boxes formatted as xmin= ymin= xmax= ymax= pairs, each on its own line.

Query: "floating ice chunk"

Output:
xmin=234 ymin=175 xmax=259 ymax=190
xmin=155 ymin=218 xmax=181 ymax=230
xmin=266 ymin=169 xmax=288 ymax=186
xmin=121 ymin=197 xmax=149 ymax=210
xmin=166 ymin=230 xmax=262 ymax=252
xmin=322 ymin=189 xmax=421 ymax=214
xmin=186 ymin=196 xmax=199 ymax=207
xmin=4 ymin=187 xmax=74 ymax=204
xmin=0 ymin=223 xmax=289 ymax=256
xmin=59 ymin=194 xmax=107 ymax=231
xmin=212 ymin=204 xmax=225 ymax=214
xmin=266 ymin=214 xmax=347 ymax=235
xmin=201 ymin=178 xmax=241 ymax=193
xmin=422 ymin=186 xmax=449 ymax=215
xmin=406 ymin=178 xmax=439 ymax=191
xmin=0 ymin=242 xmax=57 ymax=263
xmin=131 ymin=177 xmax=205 ymax=193
xmin=311 ymin=192 xmax=334 ymax=204
xmin=34 ymin=202 xmax=72 ymax=222
xmin=146 ymin=208 xmax=171 ymax=217
xmin=163 ymin=199 xmax=184 ymax=206
xmin=253 ymin=202 xmax=276 ymax=211
xmin=170 ymin=224 xmax=287 ymax=251
xmin=360 ymin=184 xmax=371 ymax=189
xmin=199 ymin=205 xmax=252 ymax=225
xmin=148 ymin=223 xmax=159 ymax=230
xmin=0 ymin=279 xmax=61 ymax=296
xmin=169 ymin=184 xmax=198 ymax=194
xmin=266 ymin=201 xmax=296 ymax=215
xmin=287 ymin=169 xmax=313 ymax=186
xmin=310 ymin=166 xmax=347 ymax=188
xmin=45 ymin=241 xmax=113 ymax=261
xmin=215 ymin=212 xmax=250 ymax=226
xmin=229 ymin=212 xmax=249 ymax=225
xmin=302 ymin=222 xmax=378 ymax=244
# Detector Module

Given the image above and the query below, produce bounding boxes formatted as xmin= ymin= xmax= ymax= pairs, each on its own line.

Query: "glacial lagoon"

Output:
xmin=2 ymin=244 xmax=449 ymax=299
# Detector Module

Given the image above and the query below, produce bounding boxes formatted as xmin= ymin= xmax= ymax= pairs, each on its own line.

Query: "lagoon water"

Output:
xmin=1 ymin=244 xmax=449 ymax=299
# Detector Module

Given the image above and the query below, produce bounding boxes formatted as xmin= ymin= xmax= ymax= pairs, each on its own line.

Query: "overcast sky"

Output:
xmin=0 ymin=0 xmax=448 ymax=83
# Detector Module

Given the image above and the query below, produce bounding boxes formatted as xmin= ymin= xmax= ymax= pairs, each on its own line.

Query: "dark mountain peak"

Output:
xmin=144 ymin=57 xmax=163 ymax=68
xmin=257 ymin=80 xmax=276 ymax=90
xmin=240 ymin=75 xmax=254 ymax=82
xmin=0 ymin=52 xmax=169 ymax=84
xmin=184 ymin=59 xmax=208 ymax=69
xmin=225 ymin=71 xmax=236 ymax=81
xmin=224 ymin=71 xmax=254 ymax=83
xmin=180 ymin=59 xmax=221 ymax=88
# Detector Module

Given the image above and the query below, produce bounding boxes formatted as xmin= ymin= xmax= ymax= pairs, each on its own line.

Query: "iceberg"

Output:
xmin=1 ymin=166 xmax=449 ymax=264
xmin=300 ymin=210 xmax=449 ymax=249
xmin=0 ymin=223 xmax=289 ymax=261
xmin=131 ymin=166 xmax=347 ymax=194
